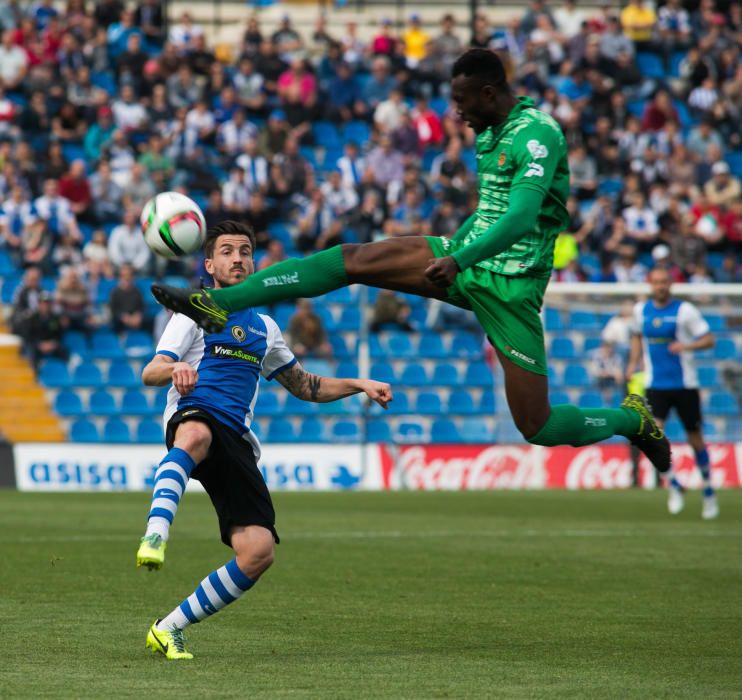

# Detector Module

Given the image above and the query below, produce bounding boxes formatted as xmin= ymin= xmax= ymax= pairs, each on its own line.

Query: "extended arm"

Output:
xmin=275 ymin=362 xmax=392 ymax=408
xmin=669 ymin=332 xmax=714 ymax=354
xmin=626 ymin=334 xmax=643 ymax=380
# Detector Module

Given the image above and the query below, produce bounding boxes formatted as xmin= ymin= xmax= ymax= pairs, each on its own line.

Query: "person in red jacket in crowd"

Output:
xmin=640 ymin=89 xmax=679 ymax=132
xmin=412 ymin=95 xmax=443 ymax=148
xmin=58 ymin=159 xmax=93 ymax=222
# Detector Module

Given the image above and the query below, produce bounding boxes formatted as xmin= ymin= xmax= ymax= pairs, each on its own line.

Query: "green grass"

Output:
xmin=1 ymin=490 xmax=741 ymax=699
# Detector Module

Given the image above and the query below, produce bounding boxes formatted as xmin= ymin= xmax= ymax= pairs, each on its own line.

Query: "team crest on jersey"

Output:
xmin=652 ymin=318 xmax=663 ymax=328
xmin=526 ymin=140 xmax=549 ymax=159
xmin=231 ymin=325 xmax=246 ymax=342
xmin=498 ymin=151 xmax=507 ymax=167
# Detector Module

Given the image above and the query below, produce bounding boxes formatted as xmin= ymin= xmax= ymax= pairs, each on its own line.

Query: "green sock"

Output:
xmin=527 ymin=404 xmax=640 ymax=447
xmin=209 ymin=247 xmax=348 ymax=311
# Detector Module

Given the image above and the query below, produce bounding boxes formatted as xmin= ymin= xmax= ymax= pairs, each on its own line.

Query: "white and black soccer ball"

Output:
xmin=140 ymin=191 xmax=207 ymax=259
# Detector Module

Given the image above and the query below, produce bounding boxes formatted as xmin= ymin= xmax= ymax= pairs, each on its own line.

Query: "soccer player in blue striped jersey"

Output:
xmin=627 ymin=267 xmax=718 ymax=519
xmin=137 ymin=221 xmax=392 ymax=659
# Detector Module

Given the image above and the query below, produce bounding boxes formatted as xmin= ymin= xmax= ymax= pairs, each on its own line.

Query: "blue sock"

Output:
xmin=669 ymin=476 xmax=683 ymax=491
xmin=158 ymin=558 xmax=256 ymax=631
xmin=695 ymin=448 xmax=711 ymax=485
xmin=145 ymin=447 xmax=196 ymax=541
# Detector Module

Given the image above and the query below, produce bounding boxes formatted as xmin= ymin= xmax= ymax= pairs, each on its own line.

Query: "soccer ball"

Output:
xmin=140 ymin=192 xmax=207 ymax=259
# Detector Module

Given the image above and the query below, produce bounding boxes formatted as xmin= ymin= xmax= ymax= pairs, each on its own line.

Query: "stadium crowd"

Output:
xmin=3 ymin=0 xmax=742 ymax=354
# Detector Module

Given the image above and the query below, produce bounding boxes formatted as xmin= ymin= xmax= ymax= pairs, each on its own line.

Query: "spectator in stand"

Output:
xmin=233 ymin=57 xmax=266 ymax=114
xmin=341 ymin=20 xmax=366 ymax=70
xmin=222 ymin=167 xmax=251 ymax=216
xmin=641 ymin=90 xmax=679 ymax=133
xmin=686 ymin=119 xmax=724 ymax=162
xmin=590 ymin=340 xmax=625 ymax=398
xmin=122 ymin=162 xmax=156 ymax=212
xmin=657 ymin=0 xmax=692 ymax=66
xmin=24 ymin=291 xmax=67 ymax=369
xmin=257 ymin=239 xmax=287 ymax=271
xmin=166 ymin=63 xmax=202 ymax=110
xmin=243 ymin=192 xmax=274 ymax=250
xmin=362 ymin=56 xmax=397 ymax=117
xmin=704 ymin=161 xmax=741 ymax=207
xmin=88 ymin=160 xmax=123 ymax=224
xmin=276 ymin=57 xmax=318 ymax=129
xmin=254 ymin=39 xmax=287 ymax=100
xmin=650 ymin=243 xmax=686 ymax=282
xmin=336 ymin=141 xmax=366 ymax=191
xmin=296 ymin=188 xmax=341 ymax=253
xmin=287 ymin=299 xmax=332 ymax=359
xmin=108 ymin=208 xmax=151 ymax=274
xmin=716 ymin=251 xmax=741 ymax=282
xmin=234 ymin=138 xmax=269 ymax=194
xmin=371 ymin=18 xmax=397 ymax=57
xmin=54 ymin=265 xmax=93 ymax=332
xmin=202 ymin=188 xmax=229 ymax=230
xmin=188 ymin=34 xmax=215 ymax=77
xmin=274 ymin=135 xmax=311 ymax=197
xmin=602 ymin=301 xmax=635 ymax=352
xmin=116 ymin=32 xmax=148 ymax=90
xmin=109 ymin=263 xmax=149 ymax=334
xmin=10 ymin=266 xmax=43 ymax=336
xmin=83 ymin=229 xmax=114 ymax=280
xmin=392 ymin=111 xmax=420 ymax=156
xmin=721 ymin=199 xmax=742 ymax=253
xmin=374 ymin=87 xmax=407 ymax=134
xmin=58 ymin=160 xmax=92 ymax=222
xmin=622 ymin=192 xmax=660 ymax=251
xmin=1 ymin=184 xmax=41 ymax=266
xmin=614 ymin=244 xmax=649 ymax=282
xmin=217 ymin=109 xmax=258 ymax=158
xmin=135 ymin=0 xmax=166 ymax=46
xmin=348 ymin=190 xmax=386 ymax=244
xmin=370 ymin=290 xmax=414 ymax=333
xmin=258 ymin=109 xmax=290 ymax=157
xmin=431 ymin=200 xmax=463 ymax=238
xmin=138 ymin=133 xmax=175 ymax=187
xmin=320 ymin=169 xmax=359 ymax=218
xmin=83 ymin=106 xmax=115 ymax=163
xmin=690 ymin=194 xmax=725 ymax=251
xmin=0 ymin=29 xmax=28 ymax=90
xmin=402 ymin=14 xmax=430 ymax=69
xmin=326 ymin=61 xmax=362 ymax=124
xmin=34 ymin=177 xmax=81 ymax=248
xmin=185 ymin=99 xmax=216 ymax=145
xmin=568 ymin=144 xmax=598 ymax=200
xmin=620 ymin=0 xmax=657 ymax=51
xmin=600 ymin=15 xmax=635 ymax=61
xmin=367 ymin=134 xmax=404 ymax=190
xmin=412 ymin=97 xmax=444 ymax=149
xmin=271 ymin=14 xmax=303 ymax=61
xmin=168 ymin=12 xmax=203 ymax=55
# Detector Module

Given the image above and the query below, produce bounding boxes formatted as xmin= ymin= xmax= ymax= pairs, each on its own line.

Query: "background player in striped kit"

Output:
xmin=137 ymin=221 xmax=392 ymax=659
xmin=627 ymin=267 xmax=718 ymax=519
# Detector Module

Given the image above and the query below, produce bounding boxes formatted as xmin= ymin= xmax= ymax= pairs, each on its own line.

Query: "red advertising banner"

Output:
xmin=387 ymin=443 xmax=742 ymax=490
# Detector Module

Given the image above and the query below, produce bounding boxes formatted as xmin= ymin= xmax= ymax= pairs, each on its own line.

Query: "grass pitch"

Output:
xmin=1 ymin=489 xmax=741 ymax=699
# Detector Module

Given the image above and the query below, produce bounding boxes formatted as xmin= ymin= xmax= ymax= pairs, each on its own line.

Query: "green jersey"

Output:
xmin=462 ymin=96 xmax=570 ymax=278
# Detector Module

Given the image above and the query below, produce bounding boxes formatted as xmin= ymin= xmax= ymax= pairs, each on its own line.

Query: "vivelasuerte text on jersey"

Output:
xmin=463 ymin=96 xmax=570 ymax=278
xmin=155 ymin=308 xmax=296 ymax=458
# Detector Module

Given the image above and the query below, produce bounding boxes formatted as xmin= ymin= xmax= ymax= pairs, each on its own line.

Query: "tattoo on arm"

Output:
xmin=276 ymin=363 xmax=322 ymax=401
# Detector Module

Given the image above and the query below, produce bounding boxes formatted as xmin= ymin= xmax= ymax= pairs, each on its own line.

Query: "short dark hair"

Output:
xmin=204 ymin=220 xmax=256 ymax=258
xmin=451 ymin=48 xmax=507 ymax=87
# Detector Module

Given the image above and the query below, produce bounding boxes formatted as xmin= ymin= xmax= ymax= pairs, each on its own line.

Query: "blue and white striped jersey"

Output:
xmin=632 ymin=299 xmax=710 ymax=390
xmin=156 ymin=309 xmax=296 ymax=458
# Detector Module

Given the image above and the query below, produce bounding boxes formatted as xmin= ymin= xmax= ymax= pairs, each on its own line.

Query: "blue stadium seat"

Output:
xmin=386 ymin=391 xmax=410 ymax=415
xmin=302 ymin=359 xmax=333 ymax=377
xmin=415 ymin=392 xmax=442 ymax=415
xmin=479 ymin=389 xmax=496 ymax=414
xmin=336 ymin=361 xmax=359 ymax=377
xmin=570 ymin=311 xmax=600 ymax=331
xmin=418 ymin=332 xmax=447 ymax=358
xmin=108 ymin=361 xmax=139 ymax=388
xmin=432 ymin=363 xmax=459 ymax=385
xmin=54 ymin=390 xmax=85 ymax=417
xmin=124 ymin=331 xmax=153 ymax=358
xmin=397 ymin=421 xmax=425 ymax=443
xmin=367 ymin=420 xmax=392 ymax=442
xmin=496 ymin=421 xmax=524 ymax=443
xmin=89 ymin=389 xmax=118 ymax=416
xmin=369 ymin=335 xmax=385 ymax=358
xmin=91 ymin=70 xmax=117 ymax=94
xmin=72 ymin=363 xmax=104 ymax=388
xmin=713 ymin=338 xmax=736 ymax=360
xmin=550 ymin=337 xmax=576 ymax=359
xmin=386 ymin=332 xmax=415 ymax=358
xmin=636 ymin=52 xmax=665 ymax=79
xmin=121 ymin=389 xmax=152 ymax=416
xmin=320 ymin=394 xmax=360 ymax=415
xmin=342 ymin=121 xmax=370 ymax=143
xmin=62 ymin=331 xmax=89 ymax=357
xmin=70 ymin=419 xmax=100 ymax=442
xmin=583 ymin=337 xmax=602 ymax=353
xmin=284 ymin=394 xmax=318 ymax=416
xmin=460 ymin=418 xmax=491 ymax=443
xmin=266 ymin=223 xmax=294 ymax=249
xmin=578 ymin=391 xmax=604 ymax=409
xmin=250 ymin=420 xmax=263 ymax=441
xmin=136 ymin=419 xmax=163 ymax=443
xmin=703 ymin=420 xmax=719 ymax=440
xmin=267 ymin=418 xmax=296 ymax=442
xmin=449 ymin=390 xmax=476 ymax=415
xmin=704 ymin=314 xmax=725 ymax=332
xmin=336 ymin=307 xmax=361 ymax=331
xmin=328 ymin=334 xmax=351 ymax=359
xmin=430 ymin=96 xmax=449 ymax=116
xmin=298 ymin=418 xmax=326 ymax=443
xmin=727 ymin=151 xmax=742 ymax=178
xmin=563 ymin=364 xmax=590 ymax=387
xmin=103 ymin=418 xmax=131 ymax=442
xmin=400 ymin=364 xmax=428 ymax=386
xmin=255 ymin=391 xmax=281 ymax=416
xmin=370 ymin=362 xmax=397 ymax=384
xmin=697 ymin=366 xmax=718 ymax=386
xmin=324 ymin=286 xmax=355 ymax=304
xmin=664 ymin=419 xmax=685 ymax=442
xmin=464 ymin=362 xmax=493 ymax=387
xmin=312 ymin=121 xmax=342 ymax=148
xmin=431 ymin=418 xmax=461 ymax=443
xmin=90 ymin=331 xmax=124 ymax=360
xmin=39 ymin=359 xmax=72 ymax=388
xmin=450 ymin=333 xmax=483 ymax=358
xmin=550 ymin=390 xmax=571 ymax=405
xmin=153 ymin=386 xmax=169 ymax=412
xmin=331 ymin=420 xmax=360 ymax=442
xmin=544 ymin=308 xmax=564 ymax=331
xmin=669 ymin=51 xmax=686 ymax=77
xmin=708 ymin=391 xmax=737 ymax=416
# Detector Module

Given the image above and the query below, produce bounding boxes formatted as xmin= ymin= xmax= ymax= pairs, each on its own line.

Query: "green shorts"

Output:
xmin=426 ymin=236 xmax=548 ymax=375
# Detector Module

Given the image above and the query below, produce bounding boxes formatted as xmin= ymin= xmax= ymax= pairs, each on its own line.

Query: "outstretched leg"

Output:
xmin=151 ymin=239 xmax=447 ymax=331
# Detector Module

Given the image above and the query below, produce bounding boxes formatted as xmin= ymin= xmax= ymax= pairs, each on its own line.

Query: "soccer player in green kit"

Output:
xmin=153 ymin=49 xmax=671 ymax=472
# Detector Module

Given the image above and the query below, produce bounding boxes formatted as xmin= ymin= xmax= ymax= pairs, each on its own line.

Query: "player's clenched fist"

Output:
xmin=171 ymin=362 xmax=199 ymax=395
xmin=425 ymin=256 xmax=461 ymax=287
xmin=358 ymin=380 xmax=393 ymax=410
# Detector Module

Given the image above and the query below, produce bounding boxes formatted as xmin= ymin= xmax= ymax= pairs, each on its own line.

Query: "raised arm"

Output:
xmin=274 ymin=361 xmax=392 ymax=409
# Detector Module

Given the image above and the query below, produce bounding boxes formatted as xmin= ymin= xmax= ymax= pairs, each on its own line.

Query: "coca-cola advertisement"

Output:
xmin=386 ymin=444 xmax=742 ymax=491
